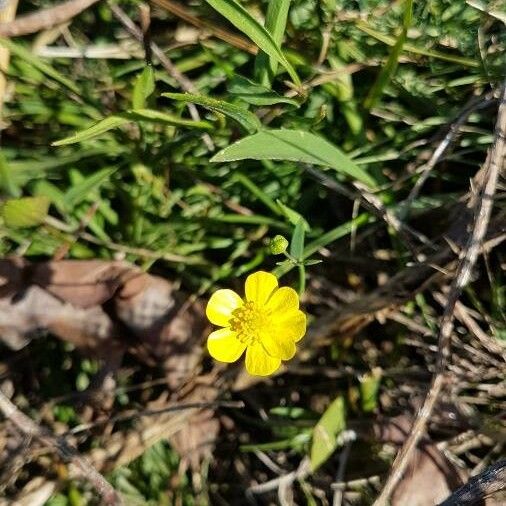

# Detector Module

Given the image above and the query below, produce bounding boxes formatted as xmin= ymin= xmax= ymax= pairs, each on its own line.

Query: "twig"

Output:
xmin=332 ymin=431 xmax=356 ymax=506
xmin=402 ymin=92 xmax=494 ymax=216
xmin=373 ymin=82 xmax=505 ymax=506
xmin=68 ymin=400 xmax=244 ymax=435
xmin=248 ymin=458 xmax=310 ymax=494
xmin=108 ymin=1 xmax=214 ymax=150
xmin=0 ymin=388 xmax=123 ymax=505
xmin=437 ymin=459 xmax=506 ymax=506
xmin=306 ymin=166 xmax=432 ymax=251
xmin=0 ymin=0 xmax=100 ymax=37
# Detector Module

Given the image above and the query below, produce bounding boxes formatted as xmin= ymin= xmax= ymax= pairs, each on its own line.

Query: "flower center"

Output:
xmin=229 ymin=301 xmax=270 ymax=345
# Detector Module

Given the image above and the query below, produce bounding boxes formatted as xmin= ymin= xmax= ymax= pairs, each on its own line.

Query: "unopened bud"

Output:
xmin=269 ymin=235 xmax=289 ymax=255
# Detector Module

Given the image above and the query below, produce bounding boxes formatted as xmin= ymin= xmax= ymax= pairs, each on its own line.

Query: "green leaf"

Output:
xmin=276 ymin=200 xmax=310 ymax=229
xmin=128 ymin=109 xmax=213 ymax=129
xmin=64 ymin=168 xmax=117 ymax=207
xmin=359 ymin=368 xmax=382 ymax=413
xmin=204 ymin=0 xmax=300 ymax=85
xmin=163 ymin=92 xmax=261 ymax=133
xmin=0 ymin=38 xmax=80 ymax=94
xmin=254 ymin=0 xmax=292 ymax=86
xmin=363 ymin=0 xmax=413 ymax=110
xmin=290 ymin=217 xmax=305 ymax=261
xmin=1 ymin=196 xmax=50 ymax=228
xmin=356 ymin=21 xmax=479 ymax=68
xmin=52 ymin=116 xmax=128 ymax=146
xmin=211 ymin=129 xmax=376 ymax=187
xmin=132 ymin=65 xmax=155 ymax=109
xmin=310 ymin=396 xmax=346 ymax=471
xmin=53 ymin=110 xmax=212 ymax=146
xmin=229 ymin=76 xmax=299 ymax=107
xmin=0 ymin=152 xmax=21 ymax=197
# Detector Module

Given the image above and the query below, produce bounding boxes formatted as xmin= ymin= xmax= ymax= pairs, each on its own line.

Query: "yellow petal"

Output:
xmin=261 ymin=334 xmax=296 ymax=360
xmin=206 ymin=289 xmax=243 ymax=326
xmin=276 ymin=310 xmax=306 ymax=342
xmin=266 ymin=286 xmax=299 ymax=313
xmin=245 ymin=343 xmax=281 ymax=376
xmin=245 ymin=271 xmax=278 ymax=306
xmin=207 ymin=328 xmax=246 ymax=362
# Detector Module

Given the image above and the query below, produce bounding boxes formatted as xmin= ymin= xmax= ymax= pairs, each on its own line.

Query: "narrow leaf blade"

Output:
xmin=132 ymin=66 xmax=155 ymax=109
xmin=0 ymin=38 xmax=80 ymax=94
xmin=163 ymin=92 xmax=261 ymax=133
xmin=204 ymin=0 xmax=300 ymax=85
xmin=229 ymin=76 xmax=299 ymax=107
xmin=52 ymin=116 xmax=129 ymax=146
xmin=64 ymin=168 xmax=117 ymax=207
xmin=290 ymin=218 xmax=305 ymax=261
xmin=254 ymin=0 xmax=292 ymax=86
xmin=310 ymin=396 xmax=346 ymax=471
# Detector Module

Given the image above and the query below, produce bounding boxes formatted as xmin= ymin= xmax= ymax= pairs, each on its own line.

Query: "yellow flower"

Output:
xmin=206 ymin=271 xmax=306 ymax=376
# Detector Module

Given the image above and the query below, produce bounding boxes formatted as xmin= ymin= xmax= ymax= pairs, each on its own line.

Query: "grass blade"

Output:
xmin=290 ymin=217 xmax=305 ymax=261
xmin=0 ymin=38 xmax=80 ymax=94
xmin=204 ymin=0 xmax=300 ymax=86
xmin=63 ymin=167 xmax=117 ymax=207
xmin=356 ymin=21 xmax=479 ymax=67
xmin=363 ymin=0 xmax=413 ymax=111
xmin=132 ymin=66 xmax=155 ymax=109
xmin=52 ymin=116 xmax=128 ymax=146
xmin=254 ymin=0 xmax=292 ymax=87
xmin=229 ymin=75 xmax=299 ymax=106
xmin=53 ymin=110 xmax=212 ymax=146
xmin=163 ymin=92 xmax=261 ymax=133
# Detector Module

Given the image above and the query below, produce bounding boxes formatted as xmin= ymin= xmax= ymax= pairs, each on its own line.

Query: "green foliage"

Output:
xmin=110 ymin=441 xmax=194 ymax=505
xmin=163 ymin=92 xmax=262 ymax=133
xmin=254 ymin=0 xmax=292 ymax=86
xmin=1 ymin=196 xmax=49 ymax=228
xmin=132 ymin=66 xmax=155 ymax=109
xmin=310 ymin=396 xmax=346 ymax=471
xmin=211 ymin=129 xmax=376 ymax=186
xmin=204 ymin=0 xmax=300 ymax=85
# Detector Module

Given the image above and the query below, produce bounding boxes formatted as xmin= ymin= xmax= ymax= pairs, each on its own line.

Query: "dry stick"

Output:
xmin=332 ymin=431 xmax=356 ymax=506
xmin=373 ymin=83 xmax=506 ymax=506
xmin=108 ymin=1 xmax=214 ymax=150
xmin=0 ymin=389 xmax=123 ymax=506
xmin=306 ymin=166 xmax=432 ymax=251
xmin=68 ymin=400 xmax=244 ymax=435
xmin=0 ymin=0 xmax=100 ymax=37
xmin=403 ymin=92 xmax=494 ymax=215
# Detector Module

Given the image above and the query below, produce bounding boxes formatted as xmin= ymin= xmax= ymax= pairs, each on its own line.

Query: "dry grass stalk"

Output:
xmin=373 ymin=82 xmax=506 ymax=506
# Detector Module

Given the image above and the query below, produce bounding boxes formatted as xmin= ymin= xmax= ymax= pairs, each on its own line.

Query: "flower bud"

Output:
xmin=269 ymin=235 xmax=289 ymax=255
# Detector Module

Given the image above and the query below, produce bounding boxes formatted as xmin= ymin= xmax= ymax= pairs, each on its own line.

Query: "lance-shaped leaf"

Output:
xmin=211 ymin=129 xmax=376 ymax=187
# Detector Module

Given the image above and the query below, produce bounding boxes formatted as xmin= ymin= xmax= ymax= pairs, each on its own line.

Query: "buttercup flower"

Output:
xmin=206 ymin=271 xmax=306 ymax=376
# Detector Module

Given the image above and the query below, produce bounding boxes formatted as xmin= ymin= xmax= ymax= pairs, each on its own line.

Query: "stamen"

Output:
xmin=230 ymin=301 xmax=270 ymax=345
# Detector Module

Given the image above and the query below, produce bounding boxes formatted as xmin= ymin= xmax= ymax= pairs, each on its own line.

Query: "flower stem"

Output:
xmin=298 ymin=264 xmax=306 ymax=296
